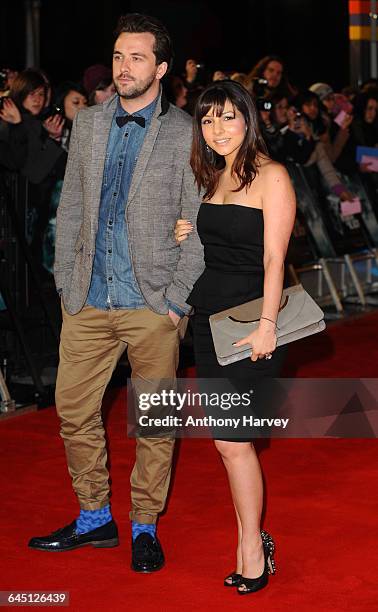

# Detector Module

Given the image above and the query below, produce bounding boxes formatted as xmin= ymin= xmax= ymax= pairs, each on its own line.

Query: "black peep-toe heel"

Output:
xmin=224 ymin=572 xmax=242 ymax=587
xmin=237 ymin=530 xmax=276 ymax=596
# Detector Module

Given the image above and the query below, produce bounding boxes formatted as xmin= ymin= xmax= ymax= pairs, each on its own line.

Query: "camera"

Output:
xmin=251 ymin=78 xmax=271 ymax=113
xmin=39 ymin=104 xmax=63 ymax=121
xmin=251 ymin=77 xmax=269 ymax=98
xmin=293 ymin=111 xmax=302 ymax=129
xmin=257 ymin=99 xmax=272 ymax=112
xmin=0 ymin=69 xmax=8 ymax=91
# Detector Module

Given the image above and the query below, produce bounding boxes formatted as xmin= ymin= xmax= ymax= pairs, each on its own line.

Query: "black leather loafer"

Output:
xmin=28 ymin=519 xmax=119 ymax=552
xmin=131 ymin=533 xmax=165 ymax=572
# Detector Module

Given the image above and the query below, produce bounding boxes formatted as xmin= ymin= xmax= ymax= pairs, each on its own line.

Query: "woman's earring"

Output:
xmin=206 ymin=144 xmax=211 ymax=153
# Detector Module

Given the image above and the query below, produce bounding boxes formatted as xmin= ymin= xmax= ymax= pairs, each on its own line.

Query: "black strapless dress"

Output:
xmin=187 ymin=204 xmax=287 ymax=440
xmin=187 ymin=203 xmax=287 ymax=377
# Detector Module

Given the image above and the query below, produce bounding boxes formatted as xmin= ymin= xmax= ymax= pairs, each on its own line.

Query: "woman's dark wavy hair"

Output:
xmin=10 ymin=68 xmax=48 ymax=110
xmin=353 ymin=91 xmax=378 ymax=120
xmin=247 ymin=54 xmax=296 ymax=98
xmin=190 ymin=80 xmax=268 ymax=200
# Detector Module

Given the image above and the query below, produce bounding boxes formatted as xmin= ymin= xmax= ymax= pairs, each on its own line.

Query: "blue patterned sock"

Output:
xmin=132 ymin=521 xmax=156 ymax=541
xmin=76 ymin=504 xmax=112 ymax=535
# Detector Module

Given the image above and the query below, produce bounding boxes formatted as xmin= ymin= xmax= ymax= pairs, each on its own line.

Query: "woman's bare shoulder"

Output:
xmin=257 ymin=156 xmax=289 ymax=182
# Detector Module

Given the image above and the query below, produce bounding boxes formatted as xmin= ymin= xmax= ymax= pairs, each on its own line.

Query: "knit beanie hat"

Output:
xmin=309 ymin=82 xmax=334 ymax=101
xmin=83 ymin=64 xmax=112 ymax=95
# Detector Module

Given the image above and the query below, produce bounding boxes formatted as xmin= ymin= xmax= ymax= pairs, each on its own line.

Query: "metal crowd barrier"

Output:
xmin=0 ymin=170 xmax=59 ymax=408
xmin=286 ymin=161 xmax=378 ymax=314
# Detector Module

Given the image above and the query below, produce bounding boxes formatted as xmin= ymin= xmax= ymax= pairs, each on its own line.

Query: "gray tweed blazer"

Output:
xmin=54 ymin=90 xmax=204 ymax=315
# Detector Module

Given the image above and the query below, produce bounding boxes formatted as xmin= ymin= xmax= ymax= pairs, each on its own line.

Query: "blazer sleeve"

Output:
xmin=164 ymin=155 xmax=205 ymax=315
xmin=53 ymin=113 xmax=83 ymax=290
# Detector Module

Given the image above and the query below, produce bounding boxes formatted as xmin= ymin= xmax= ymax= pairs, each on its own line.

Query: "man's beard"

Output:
xmin=115 ymin=72 xmax=157 ymax=100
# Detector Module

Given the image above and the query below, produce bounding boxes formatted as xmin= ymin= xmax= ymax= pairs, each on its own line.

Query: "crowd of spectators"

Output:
xmin=0 ymin=54 xmax=377 ymax=278
xmin=0 ymin=63 xmax=115 ymax=275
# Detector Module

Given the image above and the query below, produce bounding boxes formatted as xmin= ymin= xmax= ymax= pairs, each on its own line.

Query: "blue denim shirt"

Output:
xmin=86 ymin=96 xmax=184 ymax=317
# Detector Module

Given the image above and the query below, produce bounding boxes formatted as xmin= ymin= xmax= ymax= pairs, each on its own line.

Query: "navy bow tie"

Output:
xmin=116 ymin=114 xmax=145 ymax=128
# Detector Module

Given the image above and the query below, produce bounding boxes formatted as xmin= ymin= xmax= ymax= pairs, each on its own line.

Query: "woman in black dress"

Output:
xmin=175 ymin=81 xmax=296 ymax=595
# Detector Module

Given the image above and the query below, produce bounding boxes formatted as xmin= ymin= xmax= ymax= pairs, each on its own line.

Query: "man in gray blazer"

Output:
xmin=28 ymin=13 xmax=204 ymax=572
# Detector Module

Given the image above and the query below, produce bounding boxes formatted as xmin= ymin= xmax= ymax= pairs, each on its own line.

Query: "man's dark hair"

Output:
xmin=114 ymin=13 xmax=173 ymax=72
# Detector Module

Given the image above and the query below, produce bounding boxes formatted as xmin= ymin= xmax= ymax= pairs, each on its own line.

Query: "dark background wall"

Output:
xmin=1 ymin=0 xmax=349 ymax=90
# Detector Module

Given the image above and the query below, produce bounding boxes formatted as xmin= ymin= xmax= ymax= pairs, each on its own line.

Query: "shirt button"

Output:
xmin=108 ymin=248 xmax=112 ymax=254
xmin=113 ymin=192 xmax=117 ymax=197
xmin=109 ymin=219 xmax=113 ymax=225
xmin=124 ymin=132 xmax=128 ymax=138
xmin=108 ymin=276 xmax=113 ymax=281
xmin=119 ymin=162 xmax=122 ymax=167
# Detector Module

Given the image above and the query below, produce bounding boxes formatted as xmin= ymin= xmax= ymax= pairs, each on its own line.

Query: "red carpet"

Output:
xmin=282 ymin=310 xmax=378 ymax=377
xmin=1 ymin=312 xmax=378 ymax=611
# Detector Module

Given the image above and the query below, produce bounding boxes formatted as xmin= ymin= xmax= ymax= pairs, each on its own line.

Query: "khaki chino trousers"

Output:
xmin=56 ymin=303 xmax=185 ymax=524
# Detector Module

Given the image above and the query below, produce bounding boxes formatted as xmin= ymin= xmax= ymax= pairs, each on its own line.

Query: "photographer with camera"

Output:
xmin=251 ymin=76 xmax=305 ymax=159
xmin=183 ymin=58 xmax=204 ymax=89
xmin=256 ymin=93 xmax=280 ymax=153
xmin=247 ymin=55 xmax=297 ymax=100
xmin=53 ymin=81 xmax=87 ymax=150
xmin=256 ymin=89 xmax=353 ymax=201
xmin=257 ymin=92 xmax=316 ymax=166
xmin=0 ymin=68 xmax=66 ymax=179
xmin=182 ymin=58 xmax=206 ymax=115
xmin=0 ymin=68 xmax=67 ymax=274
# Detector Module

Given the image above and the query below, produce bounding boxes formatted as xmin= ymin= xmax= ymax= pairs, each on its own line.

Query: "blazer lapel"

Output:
xmin=127 ymin=92 xmax=166 ymax=205
xmin=127 ymin=119 xmax=161 ymax=205
xmin=90 ymin=96 xmax=117 ymax=224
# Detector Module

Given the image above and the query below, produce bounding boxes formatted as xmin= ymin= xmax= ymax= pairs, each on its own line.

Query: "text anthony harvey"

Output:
xmin=138 ymin=415 xmax=290 ymax=429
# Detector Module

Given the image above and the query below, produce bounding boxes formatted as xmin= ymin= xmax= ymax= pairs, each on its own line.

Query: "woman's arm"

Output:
xmin=234 ymin=162 xmax=296 ymax=361
xmin=260 ymin=162 xmax=296 ymax=322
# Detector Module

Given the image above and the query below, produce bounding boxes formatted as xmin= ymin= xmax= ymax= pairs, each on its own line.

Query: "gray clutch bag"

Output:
xmin=209 ymin=284 xmax=326 ymax=366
